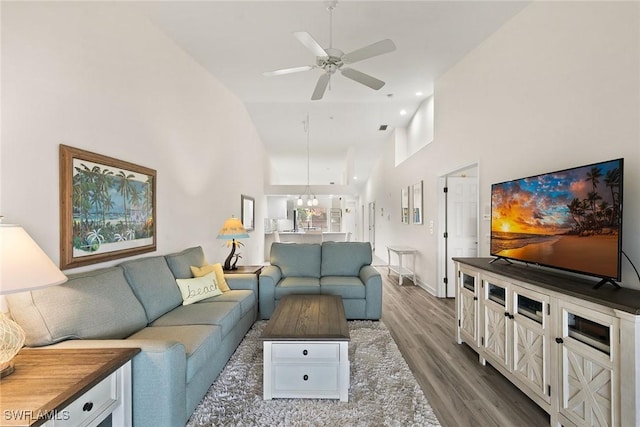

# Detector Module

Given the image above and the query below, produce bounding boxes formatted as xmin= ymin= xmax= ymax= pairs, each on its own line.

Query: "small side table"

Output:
xmin=223 ymin=265 xmax=264 ymax=276
xmin=0 ymin=347 xmax=139 ymax=427
xmin=387 ymin=246 xmax=417 ymax=286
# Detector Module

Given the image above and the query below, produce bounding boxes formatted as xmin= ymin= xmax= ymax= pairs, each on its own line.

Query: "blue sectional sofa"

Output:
xmin=6 ymin=246 xmax=257 ymax=427
xmin=259 ymin=242 xmax=382 ymax=320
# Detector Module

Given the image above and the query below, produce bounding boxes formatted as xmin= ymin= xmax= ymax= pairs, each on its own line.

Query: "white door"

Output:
xmin=446 ymin=176 xmax=478 ymax=297
xmin=368 ymin=202 xmax=376 ymax=251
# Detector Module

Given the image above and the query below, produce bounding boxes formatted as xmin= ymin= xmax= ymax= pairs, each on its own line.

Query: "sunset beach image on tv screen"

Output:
xmin=491 ymin=159 xmax=623 ymax=279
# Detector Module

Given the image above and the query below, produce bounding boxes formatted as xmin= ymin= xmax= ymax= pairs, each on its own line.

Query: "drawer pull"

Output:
xmin=303 ymin=374 xmax=309 ymax=381
xmin=303 ymin=349 xmax=308 ymax=356
xmin=82 ymin=402 xmax=94 ymax=412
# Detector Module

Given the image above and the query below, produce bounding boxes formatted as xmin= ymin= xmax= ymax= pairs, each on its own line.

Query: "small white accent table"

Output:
xmin=387 ymin=246 xmax=417 ymax=286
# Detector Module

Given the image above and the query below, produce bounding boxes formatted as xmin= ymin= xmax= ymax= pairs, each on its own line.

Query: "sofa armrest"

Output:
xmin=258 ymin=265 xmax=282 ymax=319
xmin=360 ymin=265 xmax=383 ymax=319
xmin=225 ymin=273 xmax=258 ymax=293
xmin=45 ymin=339 xmax=187 ymax=427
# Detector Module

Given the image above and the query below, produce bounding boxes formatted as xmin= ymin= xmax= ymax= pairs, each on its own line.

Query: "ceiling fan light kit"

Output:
xmin=263 ymin=1 xmax=396 ymax=100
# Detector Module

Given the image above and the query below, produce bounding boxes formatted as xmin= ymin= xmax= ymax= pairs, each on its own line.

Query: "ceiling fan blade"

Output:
xmin=342 ymin=39 xmax=396 ymax=64
xmin=340 ymin=67 xmax=385 ymax=90
xmin=263 ymin=65 xmax=314 ymax=77
xmin=311 ymin=73 xmax=331 ymax=100
xmin=294 ymin=32 xmax=328 ymax=58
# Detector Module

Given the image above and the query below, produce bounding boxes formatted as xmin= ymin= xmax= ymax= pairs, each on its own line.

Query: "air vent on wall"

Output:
xmin=379 ymin=125 xmax=388 ymax=131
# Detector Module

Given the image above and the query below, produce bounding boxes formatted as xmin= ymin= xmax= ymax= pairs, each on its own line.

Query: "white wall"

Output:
xmin=364 ymin=1 xmax=640 ymax=290
xmin=0 ymin=2 xmax=266 ymax=273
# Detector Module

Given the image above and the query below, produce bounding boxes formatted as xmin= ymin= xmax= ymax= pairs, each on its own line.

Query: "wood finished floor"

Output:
xmin=378 ymin=268 xmax=550 ymax=427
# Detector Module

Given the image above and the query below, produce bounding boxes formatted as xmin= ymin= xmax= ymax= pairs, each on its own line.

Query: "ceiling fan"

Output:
xmin=263 ymin=1 xmax=396 ymax=100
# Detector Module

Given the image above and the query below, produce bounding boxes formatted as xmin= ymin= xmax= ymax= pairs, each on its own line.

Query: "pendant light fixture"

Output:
xmin=298 ymin=114 xmax=318 ymax=207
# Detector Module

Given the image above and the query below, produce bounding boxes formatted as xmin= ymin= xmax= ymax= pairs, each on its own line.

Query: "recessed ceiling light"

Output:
xmin=400 ymin=109 xmax=407 ymax=116
xmin=416 ymin=91 xmax=423 ymax=96
xmin=353 ymin=176 xmax=358 ymax=180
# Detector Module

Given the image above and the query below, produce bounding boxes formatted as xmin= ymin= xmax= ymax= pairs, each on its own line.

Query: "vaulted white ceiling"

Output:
xmin=135 ymin=1 xmax=529 ymax=189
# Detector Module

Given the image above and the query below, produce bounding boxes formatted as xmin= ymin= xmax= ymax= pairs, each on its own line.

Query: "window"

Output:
xmin=296 ymin=207 xmax=327 ymax=231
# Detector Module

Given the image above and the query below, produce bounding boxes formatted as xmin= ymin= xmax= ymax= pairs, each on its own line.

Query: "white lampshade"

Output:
xmin=0 ymin=223 xmax=67 ymax=377
xmin=0 ymin=224 xmax=67 ymax=295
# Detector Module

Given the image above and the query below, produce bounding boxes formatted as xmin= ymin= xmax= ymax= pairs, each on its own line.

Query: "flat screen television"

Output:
xmin=490 ymin=158 xmax=623 ymax=286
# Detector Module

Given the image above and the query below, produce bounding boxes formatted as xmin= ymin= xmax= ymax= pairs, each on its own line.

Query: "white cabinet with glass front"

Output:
xmin=455 ymin=265 xmax=480 ymax=350
xmin=454 ymin=258 xmax=640 ymax=427
xmin=481 ymin=276 xmax=551 ymax=407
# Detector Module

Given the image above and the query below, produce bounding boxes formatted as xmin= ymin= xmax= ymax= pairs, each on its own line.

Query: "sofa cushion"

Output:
xmin=271 ymin=243 xmax=321 ymax=278
xmin=190 ymin=263 xmax=230 ymax=292
xmin=274 ymin=277 xmax=320 ymax=299
xmin=6 ymin=267 xmax=147 ymax=347
xmin=321 ymin=242 xmax=373 ymax=277
xmin=121 ymin=256 xmax=182 ymax=323
xmin=150 ymin=301 xmax=241 ymax=338
xmin=176 ymin=273 xmax=222 ymax=305
xmin=165 ymin=246 xmax=206 ymax=280
xmin=201 ymin=290 xmax=255 ymax=317
xmin=127 ymin=325 xmax=222 ymax=383
xmin=320 ymin=276 xmax=367 ymax=299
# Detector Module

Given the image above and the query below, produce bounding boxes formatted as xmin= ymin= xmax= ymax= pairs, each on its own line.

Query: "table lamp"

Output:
xmin=0 ymin=222 xmax=67 ymax=377
xmin=216 ymin=217 xmax=249 ymax=270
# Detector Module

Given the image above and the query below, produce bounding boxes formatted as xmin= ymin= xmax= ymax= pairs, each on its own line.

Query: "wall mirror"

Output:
xmin=412 ymin=181 xmax=423 ymax=225
xmin=401 ymin=187 xmax=409 ymax=224
xmin=241 ymin=195 xmax=255 ymax=231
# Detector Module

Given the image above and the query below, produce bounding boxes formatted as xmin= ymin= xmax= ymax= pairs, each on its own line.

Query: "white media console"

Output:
xmin=454 ymin=257 xmax=640 ymax=427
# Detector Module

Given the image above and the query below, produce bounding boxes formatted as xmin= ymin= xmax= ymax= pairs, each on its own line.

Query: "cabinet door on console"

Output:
xmin=482 ymin=278 xmax=511 ymax=370
xmin=456 ymin=265 xmax=480 ymax=348
xmin=512 ymin=287 xmax=551 ymax=404
xmin=556 ymin=300 xmax=618 ymax=427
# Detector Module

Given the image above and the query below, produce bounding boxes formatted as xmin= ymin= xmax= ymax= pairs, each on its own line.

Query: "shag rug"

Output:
xmin=187 ymin=320 xmax=440 ymax=427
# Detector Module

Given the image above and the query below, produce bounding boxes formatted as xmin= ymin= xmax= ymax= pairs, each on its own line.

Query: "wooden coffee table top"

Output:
xmin=261 ymin=294 xmax=350 ymax=341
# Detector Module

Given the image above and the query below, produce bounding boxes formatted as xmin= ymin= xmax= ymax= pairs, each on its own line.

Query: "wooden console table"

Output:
xmin=386 ymin=246 xmax=417 ymax=286
xmin=0 ymin=347 xmax=139 ymax=427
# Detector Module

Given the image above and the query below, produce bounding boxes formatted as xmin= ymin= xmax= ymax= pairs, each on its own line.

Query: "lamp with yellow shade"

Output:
xmin=0 ymin=222 xmax=67 ymax=377
xmin=216 ymin=217 xmax=249 ymax=270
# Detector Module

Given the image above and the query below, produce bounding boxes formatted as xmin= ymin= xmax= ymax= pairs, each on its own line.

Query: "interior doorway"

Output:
xmin=437 ymin=164 xmax=479 ymax=298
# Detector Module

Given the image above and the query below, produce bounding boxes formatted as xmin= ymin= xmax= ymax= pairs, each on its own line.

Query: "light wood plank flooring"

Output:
xmin=379 ymin=269 xmax=550 ymax=427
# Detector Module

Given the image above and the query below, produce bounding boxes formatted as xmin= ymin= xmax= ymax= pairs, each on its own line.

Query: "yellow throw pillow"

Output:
xmin=175 ymin=272 xmax=222 ymax=305
xmin=190 ymin=263 xmax=230 ymax=292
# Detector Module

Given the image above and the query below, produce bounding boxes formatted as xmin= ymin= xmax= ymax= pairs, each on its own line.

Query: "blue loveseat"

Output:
xmin=259 ymin=242 xmax=382 ymax=320
xmin=6 ymin=246 xmax=257 ymax=427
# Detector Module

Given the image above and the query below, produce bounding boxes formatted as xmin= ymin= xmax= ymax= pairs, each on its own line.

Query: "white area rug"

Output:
xmin=187 ymin=320 xmax=440 ymax=426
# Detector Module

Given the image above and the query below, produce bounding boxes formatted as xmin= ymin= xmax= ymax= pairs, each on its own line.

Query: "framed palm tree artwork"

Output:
xmin=59 ymin=144 xmax=156 ymax=269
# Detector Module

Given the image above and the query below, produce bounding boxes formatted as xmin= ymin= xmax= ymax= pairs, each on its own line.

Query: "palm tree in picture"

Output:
xmin=604 ymin=167 xmax=621 ymax=226
xmin=116 ymin=170 xmax=136 ymax=231
xmin=567 ymin=198 xmax=585 ymax=232
xmin=586 ymin=191 xmax=602 ymax=230
xmin=586 ymin=166 xmax=602 ymax=194
xmin=95 ymin=167 xmax=114 ymax=226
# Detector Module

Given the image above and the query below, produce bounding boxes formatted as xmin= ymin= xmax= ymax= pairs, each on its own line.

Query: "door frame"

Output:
xmin=368 ymin=201 xmax=376 ymax=251
xmin=437 ymin=162 xmax=480 ymax=298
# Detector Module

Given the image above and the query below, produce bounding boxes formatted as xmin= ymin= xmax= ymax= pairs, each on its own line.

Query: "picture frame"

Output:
xmin=241 ymin=194 xmax=255 ymax=231
xmin=59 ymin=145 xmax=156 ymax=269
xmin=412 ymin=181 xmax=423 ymax=225
xmin=401 ymin=187 xmax=409 ymax=224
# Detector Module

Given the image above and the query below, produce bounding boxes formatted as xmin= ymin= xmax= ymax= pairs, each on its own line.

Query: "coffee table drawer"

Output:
xmin=272 ymin=343 xmax=339 ymax=363
xmin=273 ymin=364 xmax=339 ymax=392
